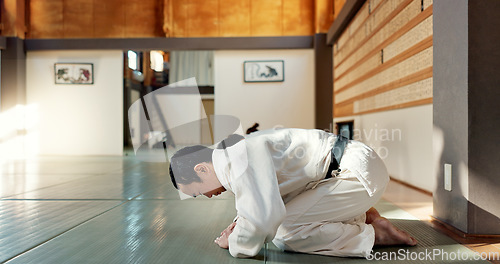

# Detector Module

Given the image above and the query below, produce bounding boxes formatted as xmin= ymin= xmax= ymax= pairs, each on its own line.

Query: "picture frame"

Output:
xmin=243 ymin=60 xmax=284 ymax=83
xmin=54 ymin=63 xmax=94 ymax=84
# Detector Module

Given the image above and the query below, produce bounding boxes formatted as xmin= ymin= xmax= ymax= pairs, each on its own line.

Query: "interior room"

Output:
xmin=1 ymin=0 xmax=499 ymax=263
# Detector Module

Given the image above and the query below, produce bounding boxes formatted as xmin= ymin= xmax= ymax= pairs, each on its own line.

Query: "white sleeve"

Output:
xmin=227 ymin=143 xmax=286 ymax=258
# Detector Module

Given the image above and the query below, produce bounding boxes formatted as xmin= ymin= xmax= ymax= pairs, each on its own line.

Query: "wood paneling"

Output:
xmin=219 ymin=0 xmax=251 ymax=36
xmin=333 ymin=1 xmax=434 ymax=117
xmin=17 ymin=0 xmax=26 ymax=37
xmin=29 ymin=0 xmax=64 ymax=38
xmin=383 ymin=15 xmax=433 ymax=61
xmin=94 ymin=0 xmax=126 ymax=38
xmin=283 ymin=0 xmax=314 ymax=36
xmin=334 ymin=1 xmax=369 ymax=55
xmin=250 ymin=0 xmax=282 ymax=36
xmin=125 ymin=0 xmax=162 ymax=37
xmin=333 ymin=0 xmax=346 ymax=20
xmin=1 ymin=0 xmax=26 ymax=38
xmin=333 ymin=101 xmax=353 ymax=118
xmin=168 ymin=0 xmax=188 ymax=37
xmin=336 ymin=35 xmax=433 ymax=94
xmin=334 ymin=0 xmax=383 ymax=57
xmin=25 ymin=0 xmax=329 ymax=38
xmin=186 ymin=0 xmax=218 ymax=37
xmin=63 ymin=0 xmax=94 ymax=38
xmin=336 ymin=46 xmax=433 ymax=104
xmin=336 ymin=67 xmax=433 ymax=107
xmin=2 ymin=0 xmax=16 ymax=36
xmin=314 ymin=0 xmax=333 ymax=33
xmin=351 ymin=98 xmax=433 ymax=117
xmin=335 ymin=3 xmax=432 ymax=79
xmin=28 ymin=0 xmax=163 ymax=38
xmin=353 ymin=77 xmax=432 ymax=113
xmin=334 ymin=0 xmax=414 ymax=68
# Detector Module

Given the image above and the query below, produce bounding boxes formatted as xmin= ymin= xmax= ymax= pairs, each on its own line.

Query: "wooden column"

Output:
xmin=433 ymin=0 xmax=500 ymax=235
xmin=314 ymin=34 xmax=333 ymax=130
xmin=1 ymin=37 xmax=26 ymax=111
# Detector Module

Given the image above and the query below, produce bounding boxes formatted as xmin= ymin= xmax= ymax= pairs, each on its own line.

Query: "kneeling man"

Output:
xmin=169 ymin=128 xmax=417 ymax=258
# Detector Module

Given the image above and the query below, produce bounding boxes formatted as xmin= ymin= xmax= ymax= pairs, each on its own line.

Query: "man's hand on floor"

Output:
xmin=215 ymin=222 xmax=236 ymax=249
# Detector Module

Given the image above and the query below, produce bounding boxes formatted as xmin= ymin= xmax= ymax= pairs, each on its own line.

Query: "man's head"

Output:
xmin=169 ymin=145 xmax=225 ymax=198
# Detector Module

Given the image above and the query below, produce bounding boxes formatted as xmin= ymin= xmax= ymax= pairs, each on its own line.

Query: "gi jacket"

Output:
xmin=212 ymin=128 xmax=333 ymax=257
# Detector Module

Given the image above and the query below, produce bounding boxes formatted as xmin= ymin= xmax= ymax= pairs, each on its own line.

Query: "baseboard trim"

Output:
xmin=389 ymin=177 xmax=432 ymax=197
xmin=431 ymin=216 xmax=500 ymax=239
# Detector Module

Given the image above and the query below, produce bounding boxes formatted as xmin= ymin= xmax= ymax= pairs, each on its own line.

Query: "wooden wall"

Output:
xmin=333 ymin=0 xmax=346 ymax=20
xmin=28 ymin=0 xmax=165 ymax=38
xmin=333 ymin=0 xmax=433 ymax=117
xmin=0 ymin=0 xmax=334 ymax=39
xmin=1 ymin=0 xmax=27 ymax=38
xmin=162 ymin=0 xmax=332 ymax=37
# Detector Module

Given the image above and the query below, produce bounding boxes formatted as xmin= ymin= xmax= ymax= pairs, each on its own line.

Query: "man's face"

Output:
xmin=178 ymin=162 xmax=226 ymax=198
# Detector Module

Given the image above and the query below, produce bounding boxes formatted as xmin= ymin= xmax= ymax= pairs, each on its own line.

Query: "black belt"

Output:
xmin=325 ymin=135 xmax=349 ymax=179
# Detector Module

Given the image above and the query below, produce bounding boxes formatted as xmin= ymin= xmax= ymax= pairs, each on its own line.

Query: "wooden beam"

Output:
xmin=314 ymin=33 xmax=333 ymax=130
xmin=314 ymin=0 xmax=333 ymax=33
xmin=0 ymin=37 xmax=7 ymax=49
xmin=25 ymin=36 xmax=314 ymax=51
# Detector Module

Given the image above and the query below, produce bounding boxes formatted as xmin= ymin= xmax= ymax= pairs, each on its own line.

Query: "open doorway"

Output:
xmin=123 ymin=50 xmax=215 ymax=151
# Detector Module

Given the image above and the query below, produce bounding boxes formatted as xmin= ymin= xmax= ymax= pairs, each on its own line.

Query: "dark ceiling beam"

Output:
xmin=0 ymin=37 xmax=7 ymax=49
xmin=25 ymin=36 xmax=314 ymax=51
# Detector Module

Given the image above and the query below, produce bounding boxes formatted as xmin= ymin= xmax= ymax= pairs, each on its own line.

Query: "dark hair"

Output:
xmin=169 ymin=145 xmax=214 ymax=189
xmin=169 ymin=134 xmax=244 ymax=189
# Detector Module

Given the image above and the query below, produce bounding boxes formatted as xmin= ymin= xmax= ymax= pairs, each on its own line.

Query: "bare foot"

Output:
xmin=365 ymin=207 xmax=381 ymax=224
xmin=371 ymin=217 xmax=417 ymax=246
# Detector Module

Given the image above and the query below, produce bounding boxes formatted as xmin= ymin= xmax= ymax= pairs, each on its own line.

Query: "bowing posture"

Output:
xmin=169 ymin=128 xmax=416 ymax=258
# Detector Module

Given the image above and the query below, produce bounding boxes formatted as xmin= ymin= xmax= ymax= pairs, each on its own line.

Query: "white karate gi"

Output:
xmin=212 ymin=128 xmax=389 ymax=258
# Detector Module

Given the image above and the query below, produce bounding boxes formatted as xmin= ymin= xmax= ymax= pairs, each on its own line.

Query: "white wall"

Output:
xmin=26 ymin=50 xmax=123 ymax=156
xmin=334 ymin=104 xmax=434 ymax=192
xmin=214 ymin=50 xmax=315 ymax=130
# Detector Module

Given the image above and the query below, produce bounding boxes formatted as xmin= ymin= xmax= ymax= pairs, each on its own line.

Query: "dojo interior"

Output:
xmin=1 ymin=0 xmax=499 ymax=263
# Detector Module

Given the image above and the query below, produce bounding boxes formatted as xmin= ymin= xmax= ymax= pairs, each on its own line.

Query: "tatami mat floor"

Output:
xmin=0 ymin=155 xmax=497 ymax=263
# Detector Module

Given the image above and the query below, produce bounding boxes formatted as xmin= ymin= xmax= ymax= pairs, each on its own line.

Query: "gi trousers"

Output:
xmin=272 ymin=173 xmax=387 ymax=258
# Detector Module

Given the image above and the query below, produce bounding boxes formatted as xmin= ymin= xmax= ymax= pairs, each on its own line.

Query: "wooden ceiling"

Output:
xmin=1 ymin=0 xmax=342 ymax=39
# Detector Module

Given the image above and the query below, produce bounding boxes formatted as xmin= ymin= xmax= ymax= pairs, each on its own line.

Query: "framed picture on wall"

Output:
xmin=244 ymin=60 xmax=284 ymax=82
xmin=54 ymin=63 xmax=94 ymax=84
